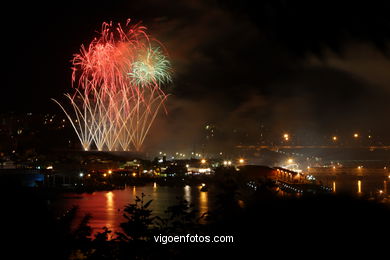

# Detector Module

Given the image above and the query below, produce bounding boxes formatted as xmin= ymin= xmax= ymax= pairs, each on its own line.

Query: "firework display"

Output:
xmin=53 ymin=20 xmax=171 ymax=151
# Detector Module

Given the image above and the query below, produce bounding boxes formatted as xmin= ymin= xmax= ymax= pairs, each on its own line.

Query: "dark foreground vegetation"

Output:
xmin=1 ymin=169 xmax=389 ymax=260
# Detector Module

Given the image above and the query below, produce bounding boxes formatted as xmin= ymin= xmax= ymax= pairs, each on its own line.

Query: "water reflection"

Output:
xmin=313 ymin=170 xmax=387 ymax=195
xmin=105 ymin=191 xmax=115 ymax=230
xmin=184 ymin=185 xmax=191 ymax=204
xmin=151 ymin=182 xmax=159 ymax=201
xmin=56 ymin=184 xmax=211 ymax=237
xmin=357 ymin=180 xmax=362 ymax=194
xmin=199 ymin=190 xmax=208 ymax=216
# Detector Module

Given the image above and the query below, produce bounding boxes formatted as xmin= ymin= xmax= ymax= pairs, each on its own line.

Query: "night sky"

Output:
xmin=4 ymin=0 xmax=390 ymax=151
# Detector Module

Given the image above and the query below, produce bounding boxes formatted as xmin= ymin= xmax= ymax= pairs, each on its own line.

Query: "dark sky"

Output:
xmin=3 ymin=0 xmax=390 ymax=151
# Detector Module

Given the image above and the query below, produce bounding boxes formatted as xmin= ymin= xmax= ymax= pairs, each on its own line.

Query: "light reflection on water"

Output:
xmin=184 ymin=185 xmax=191 ymax=204
xmin=357 ymin=180 xmax=362 ymax=194
xmin=313 ymin=171 xmax=388 ymax=196
xmin=105 ymin=191 xmax=115 ymax=230
xmin=199 ymin=188 xmax=208 ymax=215
xmin=55 ymin=184 xmax=210 ymax=236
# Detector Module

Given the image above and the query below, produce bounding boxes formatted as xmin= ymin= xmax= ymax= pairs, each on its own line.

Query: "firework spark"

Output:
xmin=129 ymin=47 xmax=172 ymax=86
xmin=53 ymin=20 xmax=171 ymax=151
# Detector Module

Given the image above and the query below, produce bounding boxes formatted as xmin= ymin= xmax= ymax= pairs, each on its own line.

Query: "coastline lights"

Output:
xmin=223 ymin=160 xmax=232 ymax=166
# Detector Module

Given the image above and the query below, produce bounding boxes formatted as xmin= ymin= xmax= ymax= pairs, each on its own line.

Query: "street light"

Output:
xmin=283 ymin=133 xmax=289 ymax=141
xmin=239 ymin=158 xmax=245 ymax=164
xmin=201 ymin=159 xmax=206 ymax=164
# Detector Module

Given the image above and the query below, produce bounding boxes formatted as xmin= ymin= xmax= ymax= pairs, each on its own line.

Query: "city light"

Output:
xmin=287 ymin=158 xmax=293 ymax=164
xmin=283 ymin=133 xmax=289 ymax=141
xmin=201 ymin=159 xmax=206 ymax=164
xmin=198 ymin=168 xmax=211 ymax=174
xmin=354 ymin=133 xmax=359 ymax=138
xmin=79 ymin=173 xmax=84 ymax=177
xmin=332 ymin=136 xmax=338 ymax=141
